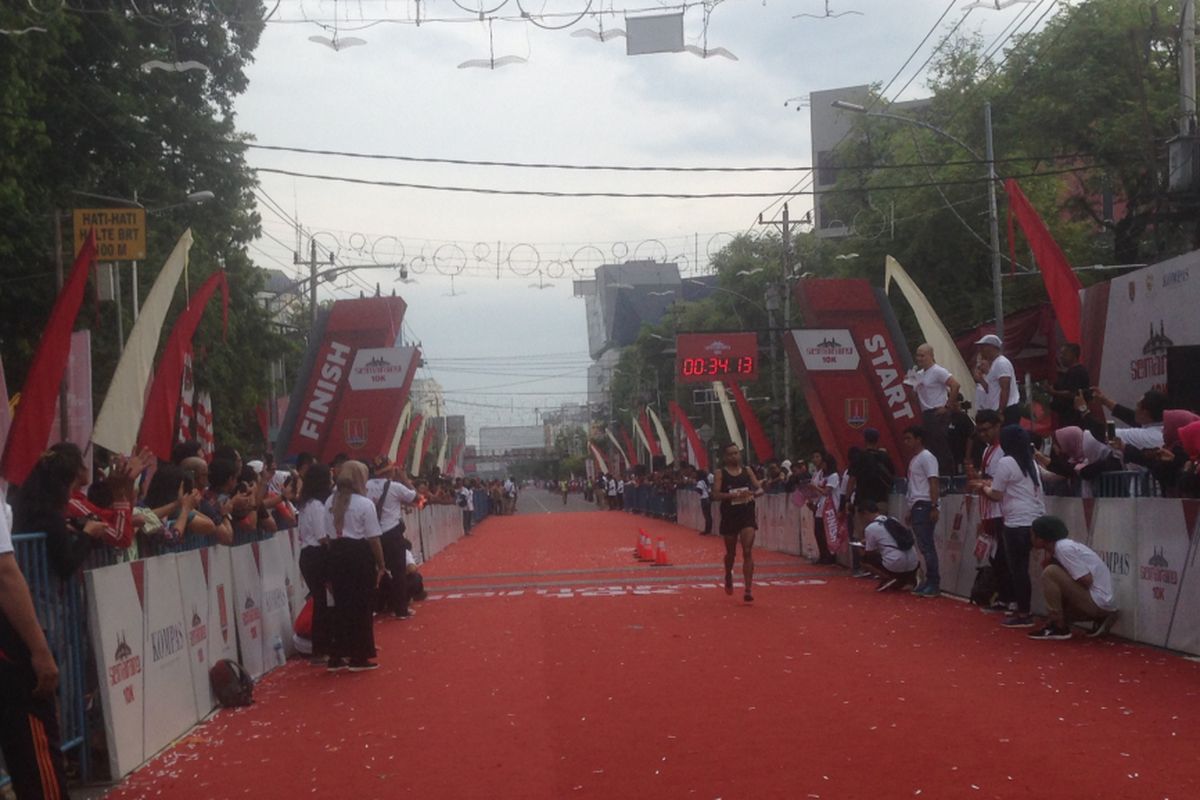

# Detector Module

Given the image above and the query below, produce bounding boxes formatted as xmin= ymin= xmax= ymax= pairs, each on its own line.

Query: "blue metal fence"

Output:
xmin=621 ymin=485 xmax=677 ymax=519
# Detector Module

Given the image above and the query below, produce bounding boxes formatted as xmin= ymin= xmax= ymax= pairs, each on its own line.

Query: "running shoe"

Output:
xmin=1087 ymin=610 xmax=1120 ymax=638
xmin=1028 ymin=625 xmax=1072 ymax=641
xmin=978 ymin=601 xmax=1010 ymax=614
xmin=743 ymin=591 xmax=754 ymax=603
xmin=348 ymin=660 xmax=379 ymax=672
xmin=326 ymin=658 xmax=348 ymax=673
xmin=875 ymin=578 xmax=898 ymax=593
xmin=724 ymin=572 xmax=734 ymax=596
xmin=914 ymin=584 xmax=940 ymax=598
xmin=910 ymin=581 xmax=927 ymax=595
xmin=852 ymin=569 xmax=874 ymax=579
xmin=1000 ymin=614 xmax=1036 ymax=628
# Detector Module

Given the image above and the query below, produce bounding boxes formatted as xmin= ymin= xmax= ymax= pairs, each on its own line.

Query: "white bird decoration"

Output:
xmin=964 ymin=0 xmax=1034 ymax=9
xmin=308 ymin=34 xmax=367 ymax=51
xmin=648 ymin=290 xmax=675 ymax=297
xmin=736 ymin=268 xmax=764 ymax=276
xmin=571 ymin=27 xmax=627 ymax=42
xmin=459 ymin=19 xmax=526 ymax=70
xmin=834 ymin=253 xmax=860 ymax=260
xmin=794 ymin=1 xmax=863 ymax=19
xmin=140 ymin=59 xmax=210 ymax=73
xmin=683 ymin=44 xmax=738 ymax=61
xmin=1 ymin=26 xmax=48 ymax=36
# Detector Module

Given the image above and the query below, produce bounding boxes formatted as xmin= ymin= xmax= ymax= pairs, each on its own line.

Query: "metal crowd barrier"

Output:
xmin=621 ymin=485 xmax=677 ymax=520
xmin=3 ymin=533 xmax=91 ymax=787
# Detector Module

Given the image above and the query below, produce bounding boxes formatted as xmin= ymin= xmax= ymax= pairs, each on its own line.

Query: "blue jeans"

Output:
xmin=910 ymin=501 xmax=939 ymax=588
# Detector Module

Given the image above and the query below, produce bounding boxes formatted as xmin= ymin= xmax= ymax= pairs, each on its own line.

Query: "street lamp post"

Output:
xmin=831 ymin=99 xmax=1005 ymax=341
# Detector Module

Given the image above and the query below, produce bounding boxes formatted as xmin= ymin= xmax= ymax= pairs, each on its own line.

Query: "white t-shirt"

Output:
xmin=0 ymin=499 xmax=12 ymax=556
xmin=864 ymin=517 xmax=919 ymax=573
xmin=914 ymin=364 xmax=953 ymax=411
xmin=296 ymin=498 xmax=334 ymax=549
xmin=606 ymin=479 xmax=618 ymax=497
xmin=696 ymin=478 xmax=710 ymax=500
xmin=906 ymin=449 xmax=939 ymax=507
xmin=978 ymin=355 xmax=1019 ymax=410
xmin=366 ymin=478 xmax=418 ymax=533
xmin=1053 ymin=538 xmax=1116 ymax=611
xmin=456 ymin=486 xmax=475 ymax=512
xmin=325 ymin=493 xmax=384 ymax=540
xmin=988 ymin=456 xmax=1046 ymax=527
xmin=1116 ymin=424 xmax=1163 ymax=450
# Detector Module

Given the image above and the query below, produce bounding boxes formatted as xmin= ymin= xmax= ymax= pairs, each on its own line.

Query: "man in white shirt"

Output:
xmin=0 ymin=490 xmax=68 ymax=798
xmin=695 ymin=468 xmax=712 ymax=535
xmin=967 ymin=410 xmax=1011 ymax=613
xmin=1028 ymin=515 xmax=1119 ymax=640
xmin=455 ymin=478 xmax=475 ymax=535
xmin=367 ymin=459 xmax=419 ymax=619
xmin=904 ymin=425 xmax=942 ymax=597
xmin=860 ymin=507 xmax=919 ymax=592
xmin=908 ymin=343 xmax=961 ymax=476
xmin=973 ymin=334 xmax=1021 ymax=425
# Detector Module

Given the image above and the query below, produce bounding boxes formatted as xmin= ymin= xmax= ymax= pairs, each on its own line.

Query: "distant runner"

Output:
xmin=712 ymin=442 xmax=764 ymax=603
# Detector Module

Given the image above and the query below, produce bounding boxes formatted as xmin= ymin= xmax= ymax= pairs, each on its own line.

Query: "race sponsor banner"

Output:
xmin=1087 ymin=499 xmax=1139 ymax=640
xmin=285 ymin=528 xmax=306 ymax=622
xmin=1165 ymin=501 xmax=1200 ymax=654
xmin=787 ymin=279 xmax=916 ymax=475
xmin=1134 ymin=499 xmax=1192 ymax=647
xmin=277 ymin=297 xmax=417 ymax=463
xmin=85 ymin=561 xmax=146 ymax=779
xmin=934 ymin=495 xmax=968 ymax=597
xmin=1081 ymin=250 xmax=1198 ymax=413
xmin=206 ymin=545 xmax=238 ymax=669
xmin=798 ymin=503 xmax=818 ymax=561
xmin=176 ymin=550 xmax=214 ymax=719
xmin=142 ymin=554 xmax=198 ymax=758
xmin=258 ymin=534 xmax=295 ymax=666
xmin=229 ymin=544 xmax=266 ymax=678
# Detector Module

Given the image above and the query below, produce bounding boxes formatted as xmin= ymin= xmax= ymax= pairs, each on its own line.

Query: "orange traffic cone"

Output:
xmin=652 ymin=537 xmax=670 ymax=567
xmin=639 ymin=530 xmax=655 ymax=561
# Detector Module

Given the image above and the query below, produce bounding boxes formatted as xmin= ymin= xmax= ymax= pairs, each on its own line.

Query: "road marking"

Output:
xmin=424 ymin=578 xmax=827 ymax=601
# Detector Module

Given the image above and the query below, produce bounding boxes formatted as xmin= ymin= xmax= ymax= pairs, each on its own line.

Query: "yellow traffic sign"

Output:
xmin=73 ymin=207 xmax=147 ymax=261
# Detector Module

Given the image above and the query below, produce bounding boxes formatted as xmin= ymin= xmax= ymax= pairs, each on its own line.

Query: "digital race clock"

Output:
xmin=675 ymin=332 xmax=760 ymax=384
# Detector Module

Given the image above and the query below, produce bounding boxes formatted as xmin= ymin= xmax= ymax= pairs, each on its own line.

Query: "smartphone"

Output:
xmin=1105 ymin=421 xmax=1117 ymax=440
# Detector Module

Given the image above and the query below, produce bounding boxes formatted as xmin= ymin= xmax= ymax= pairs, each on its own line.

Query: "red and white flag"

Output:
xmin=195 ymin=391 xmax=215 ymax=460
xmin=177 ymin=351 xmax=195 ymax=444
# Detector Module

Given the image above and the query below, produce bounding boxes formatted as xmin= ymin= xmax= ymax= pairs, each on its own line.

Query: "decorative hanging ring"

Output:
xmin=434 ymin=243 xmax=468 ymax=276
xmin=545 ymin=260 xmax=566 ymax=279
xmin=505 ymin=242 xmax=541 ymax=277
xmin=569 ymin=245 xmax=606 ymax=276
xmin=611 ymin=241 xmax=629 ymax=262
xmin=371 ymin=235 xmax=405 ymax=265
xmin=633 ymin=238 xmax=668 ymax=263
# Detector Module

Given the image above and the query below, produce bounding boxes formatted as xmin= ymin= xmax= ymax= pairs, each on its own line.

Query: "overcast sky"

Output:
xmin=237 ymin=0 xmax=1055 ymax=441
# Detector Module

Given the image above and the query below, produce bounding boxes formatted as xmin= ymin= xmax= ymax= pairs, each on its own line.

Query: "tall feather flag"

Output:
xmin=712 ymin=381 xmax=745 ymax=453
xmin=92 ymin=229 xmax=192 ymax=456
xmin=725 ymin=381 xmax=774 ymax=463
xmin=195 ymin=391 xmax=215 ymax=460
xmin=632 ymin=411 xmax=654 ymax=462
xmin=605 ymin=429 xmax=630 ymax=470
xmin=176 ymin=352 xmax=195 ymax=444
xmin=435 ymin=429 xmax=449 ymax=473
xmin=395 ymin=413 xmax=423 ymax=470
xmin=669 ymin=401 xmax=707 ymax=472
xmin=638 ymin=409 xmax=661 ymax=456
xmin=415 ymin=420 xmax=435 ymax=476
xmin=647 ymin=407 xmax=675 ymax=465
xmin=446 ymin=442 xmax=466 ymax=478
xmin=410 ymin=415 xmax=429 ymax=475
xmin=619 ymin=427 xmax=639 ymax=468
xmin=1 ymin=232 xmax=96 ymax=485
xmin=1004 ymin=179 xmax=1083 ymax=342
xmin=884 ymin=256 xmax=976 ymax=411
xmin=387 ymin=401 xmax=412 ymax=463
xmin=588 ymin=442 xmax=609 ymax=476
xmin=137 ymin=270 xmax=229 ymax=461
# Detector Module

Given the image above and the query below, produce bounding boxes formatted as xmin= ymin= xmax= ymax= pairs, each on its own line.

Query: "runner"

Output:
xmin=712 ymin=442 xmax=764 ymax=603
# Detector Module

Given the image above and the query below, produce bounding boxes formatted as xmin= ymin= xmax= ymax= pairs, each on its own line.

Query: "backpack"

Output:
xmin=209 ymin=659 xmax=254 ymax=708
xmin=970 ymin=566 xmax=998 ymax=607
xmin=881 ymin=517 xmax=915 ymax=551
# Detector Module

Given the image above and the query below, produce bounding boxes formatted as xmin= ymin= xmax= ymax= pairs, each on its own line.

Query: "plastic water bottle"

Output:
xmin=272 ymin=634 xmax=285 ymax=666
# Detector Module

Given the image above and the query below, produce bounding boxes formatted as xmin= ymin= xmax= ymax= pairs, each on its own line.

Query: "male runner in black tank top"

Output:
xmin=712 ymin=443 xmax=764 ymax=602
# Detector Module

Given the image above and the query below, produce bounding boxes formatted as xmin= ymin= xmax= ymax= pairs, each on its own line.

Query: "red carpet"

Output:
xmin=106 ymin=510 xmax=1200 ymax=799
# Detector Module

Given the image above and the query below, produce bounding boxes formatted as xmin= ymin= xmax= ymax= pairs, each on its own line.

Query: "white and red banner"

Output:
xmin=205 ymin=546 xmax=239 ymax=668
xmin=177 ymin=352 xmax=195 ymax=445
xmin=195 ymin=391 xmax=214 ymax=458
xmin=258 ymin=534 xmax=295 ymax=665
xmin=47 ymin=330 xmax=93 ymax=478
xmin=141 ymin=554 xmax=196 ymax=758
xmin=229 ymin=544 xmax=266 ymax=678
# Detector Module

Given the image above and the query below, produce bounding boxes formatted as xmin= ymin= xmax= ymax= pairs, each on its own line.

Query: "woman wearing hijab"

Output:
xmin=1043 ymin=426 xmax=1122 ymax=495
xmin=325 ymin=461 xmax=386 ymax=672
xmin=973 ymin=425 xmax=1046 ymax=629
xmin=1144 ymin=410 xmax=1200 ymax=496
xmin=297 ymin=464 xmax=335 ymax=665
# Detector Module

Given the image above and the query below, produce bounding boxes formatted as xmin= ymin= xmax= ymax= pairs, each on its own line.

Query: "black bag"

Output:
xmin=407 ymin=571 xmax=426 ymax=602
xmin=970 ymin=566 xmax=997 ymax=607
xmin=882 ymin=517 xmax=915 ymax=551
xmin=209 ymin=659 xmax=254 ymax=708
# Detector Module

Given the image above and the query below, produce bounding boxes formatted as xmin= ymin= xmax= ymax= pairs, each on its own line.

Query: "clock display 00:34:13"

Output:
xmin=680 ymin=356 xmax=756 ymax=377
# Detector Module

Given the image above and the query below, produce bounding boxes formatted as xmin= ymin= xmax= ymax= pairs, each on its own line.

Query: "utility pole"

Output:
xmin=757 ymin=202 xmax=793 ymax=458
xmin=54 ymin=210 xmax=69 ymax=439
xmin=308 ymin=237 xmax=318 ymax=329
xmin=985 ymin=102 xmax=1004 ymax=343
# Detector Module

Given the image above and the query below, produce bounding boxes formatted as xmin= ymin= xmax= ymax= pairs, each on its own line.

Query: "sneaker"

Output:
xmin=914 ymin=584 xmax=940 ymax=598
xmin=743 ymin=591 xmax=754 ymax=603
xmin=978 ymin=601 xmax=1009 ymax=614
xmin=393 ymin=610 xmax=412 ymax=620
xmin=852 ymin=569 xmax=874 ymax=579
xmin=875 ymin=578 xmax=898 ymax=593
xmin=348 ymin=660 xmax=379 ymax=672
xmin=326 ymin=658 xmax=348 ymax=673
xmin=1028 ymin=625 xmax=1072 ymax=641
xmin=1000 ymin=614 xmax=1036 ymax=628
xmin=910 ymin=581 xmax=927 ymax=595
xmin=724 ymin=572 xmax=734 ymax=596
xmin=1087 ymin=610 xmax=1120 ymax=638
xmin=815 ymin=556 xmax=838 ymax=565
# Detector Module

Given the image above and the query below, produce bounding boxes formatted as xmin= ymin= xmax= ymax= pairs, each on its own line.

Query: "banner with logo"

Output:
xmin=229 ymin=543 xmax=266 ymax=678
xmin=1165 ymin=502 xmax=1200 ymax=653
xmin=205 ymin=546 xmax=239 ymax=669
xmin=85 ymin=560 xmax=146 ymax=779
xmin=1088 ymin=498 xmax=1139 ymax=640
xmin=786 ymin=279 xmax=917 ymax=475
xmin=285 ymin=528 xmax=306 ymax=621
xmin=1080 ymin=250 xmax=1199 ymax=413
xmin=142 ymin=553 xmax=198 ymax=758
xmin=1134 ymin=499 xmax=1192 ymax=647
xmin=276 ymin=296 xmax=419 ymax=463
xmin=258 ymin=534 xmax=295 ymax=666
xmin=176 ymin=550 xmax=214 ymax=719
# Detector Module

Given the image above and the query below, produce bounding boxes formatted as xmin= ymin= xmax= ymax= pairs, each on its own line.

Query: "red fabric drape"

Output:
xmin=638 ymin=410 xmax=662 ymax=457
xmin=1 ymin=233 xmax=97 ymax=485
xmin=416 ymin=426 xmax=435 ymax=476
xmin=137 ymin=271 xmax=229 ymax=461
xmin=395 ymin=413 xmax=423 ymax=469
xmin=1004 ymin=179 xmax=1083 ymax=342
xmin=619 ymin=428 xmax=639 ymax=468
xmin=446 ymin=443 xmax=465 ymax=476
xmin=669 ymin=401 xmax=707 ymax=472
xmin=725 ymin=380 xmax=774 ymax=464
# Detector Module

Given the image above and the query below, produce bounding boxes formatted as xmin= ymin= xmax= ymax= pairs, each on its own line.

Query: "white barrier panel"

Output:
xmin=1165 ymin=503 xmax=1200 ymax=653
xmin=141 ymin=554 xmax=198 ymax=759
xmin=799 ymin=504 xmax=818 ymax=561
xmin=284 ymin=529 xmax=306 ymax=622
xmin=174 ymin=551 xmax=213 ymax=723
xmin=85 ymin=561 xmax=146 ymax=779
xmin=1084 ymin=498 xmax=1139 ymax=640
xmin=205 ymin=546 xmax=239 ymax=670
xmin=950 ymin=495 xmax=984 ymax=599
xmin=933 ymin=495 xmax=968 ymax=597
xmin=1134 ymin=499 xmax=1193 ymax=648
xmin=259 ymin=533 xmax=295 ymax=667
xmin=229 ymin=543 xmax=266 ymax=678
xmin=676 ymin=491 xmax=700 ymax=531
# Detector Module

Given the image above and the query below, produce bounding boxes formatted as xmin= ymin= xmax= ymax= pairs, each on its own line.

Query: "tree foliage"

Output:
xmin=0 ymin=0 xmax=291 ymax=453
